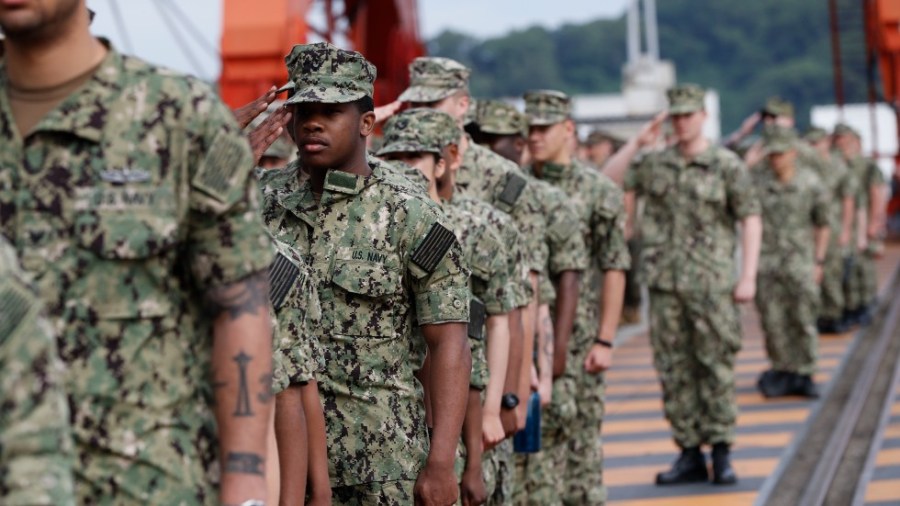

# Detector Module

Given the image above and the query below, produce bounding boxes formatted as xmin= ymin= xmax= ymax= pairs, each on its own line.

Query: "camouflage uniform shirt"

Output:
xmin=0 ymin=48 xmax=274 ymax=503
xmin=624 ymin=145 xmax=760 ymax=293
xmin=0 ymin=237 xmax=74 ymax=506
xmin=259 ymin=158 xmax=470 ymax=487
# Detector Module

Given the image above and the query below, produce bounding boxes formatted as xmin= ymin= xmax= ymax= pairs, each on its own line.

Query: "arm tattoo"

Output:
xmin=205 ymin=271 xmax=269 ymax=320
xmin=224 ymin=452 xmax=264 ymax=476
xmin=233 ymin=351 xmax=254 ymax=417
xmin=257 ymin=372 xmax=274 ymax=404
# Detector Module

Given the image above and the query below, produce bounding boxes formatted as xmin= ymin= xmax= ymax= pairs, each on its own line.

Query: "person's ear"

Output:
xmin=360 ymin=110 xmax=376 ymax=136
xmin=434 ymin=156 xmax=447 ymax=179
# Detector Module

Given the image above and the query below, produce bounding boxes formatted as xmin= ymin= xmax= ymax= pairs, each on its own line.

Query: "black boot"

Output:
xmin=789 ymin=374 xmax=819 ymax=398
xmin=711 ymin=443 xmax=738 ymax=485
xmin=757 ymin=370 xmax=792 ymax=398
xmin=656 ymin=447 xmax=708 ymax=485
xmin=817 ymin=318 xmax=848 ymax=334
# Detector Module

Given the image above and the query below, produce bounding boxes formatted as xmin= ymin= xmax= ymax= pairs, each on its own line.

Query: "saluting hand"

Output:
xmin=247 ymin=107 xmax=292 ymax=166
xmin=233 ymin=86 xmax=278 ymax=129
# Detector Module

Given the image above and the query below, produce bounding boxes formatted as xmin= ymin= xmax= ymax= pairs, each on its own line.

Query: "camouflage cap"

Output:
xmin=586 ymin=129 xmax=623 ymax=147
xmin=464 ymin=98 xmax=479 ymax=126
xmin=762 ymin=125 xmax=799 ymax=153
xmin=667 ymin=84 xmax=706 ymax=114
xmin=377 ymin=108 xmax=461 ymax=157
xmin=524 ymin=89 xmax=572 ymax=126
xmin=478 ymin=100 xmax=528 ymax=136
xmin=283 ymin=42 xmax=376 ymax=105
xmin=803 ymin=126 xmax=828 ymax=143
xmin=399 ymin=57 xmax=471 ymax=103
xmin=833 ymin=122 xmax=860 ymax=138
xmin=761 ymin=96 xmax=795 ymax=118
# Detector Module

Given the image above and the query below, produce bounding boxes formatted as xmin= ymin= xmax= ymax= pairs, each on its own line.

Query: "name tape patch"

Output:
xmin=268 ymin=253 xmax=300 ymax=310
xmin=411 ymin=222 xmax=456 ymax=274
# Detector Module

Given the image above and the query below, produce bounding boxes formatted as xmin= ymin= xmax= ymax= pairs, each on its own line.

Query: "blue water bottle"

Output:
xmin=514 ymin=392 xmax=541 ymax=453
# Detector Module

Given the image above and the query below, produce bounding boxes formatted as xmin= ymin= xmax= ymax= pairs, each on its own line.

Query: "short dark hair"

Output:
xmin=354 ymin=96 xmax=375 ymax=114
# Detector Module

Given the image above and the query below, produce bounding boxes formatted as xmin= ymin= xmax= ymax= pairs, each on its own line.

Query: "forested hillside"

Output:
xmin=428 ymin=0 xmax=868 ymax=132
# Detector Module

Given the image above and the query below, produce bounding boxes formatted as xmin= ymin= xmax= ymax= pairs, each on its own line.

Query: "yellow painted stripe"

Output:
xmin=876 ymin=448 xmax=900 ymax=467
xmin=612 ymin=491 xmax=757 ymax=506
xmin=604 ymin=373 xmax=834 ymax=395
xmin=604 ymin=457 xmax=778 ymax=487
xmin=864 ymin=479 xmax=900 ymax=502
xmin=604 ymin=410 xmax=808 ymax=436
xmin=884 ymin=425 xmax=900 ymax=439
xmin=606 ymin=392 xmax=806 ymax=415
xmin=607 ymin=358 xmax=840 ymax=381
xmin=603 ymin=432 xmax=792 ymax=458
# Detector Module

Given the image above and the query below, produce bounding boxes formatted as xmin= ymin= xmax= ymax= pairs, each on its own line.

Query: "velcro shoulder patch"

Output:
xmin=468 ymin=298 xmax=486 ymax=341
xmin=411 ymin=222 xmax=456 ymax=274
xmin=192 ymin=131 xmax=253 ymax=203
xmin=0 ymin=280 xmax=32 ymax=340
xmin=498 ymin=173 xmax=527 ymax=207
xmin=268 ymin=253 xmax=301 ymax=310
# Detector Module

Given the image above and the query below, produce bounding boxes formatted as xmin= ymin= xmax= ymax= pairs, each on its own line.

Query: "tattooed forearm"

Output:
xmin=541 ymin=315 xmax=554 ymax=361
xmin=233 ymin=352 xmax=254 ymax=417
xmin=205 ymin=271 xmax=270 ymax=320
xmin=224 ymin=452 xmax=264 ymax=475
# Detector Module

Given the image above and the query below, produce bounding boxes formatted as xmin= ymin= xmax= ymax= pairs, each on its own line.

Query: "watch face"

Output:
xmin=502 ymin=393 xmax=519 ymax=409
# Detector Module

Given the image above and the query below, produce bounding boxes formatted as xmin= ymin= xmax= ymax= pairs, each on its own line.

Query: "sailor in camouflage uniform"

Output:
xmin=259 ymin=43 xmax=472 ymax=505
xmin=833 ymin=123 xmax=888 ymax=326
xmin=378 ymin=107 xmax=518 ymax=505
xmin=522 ymin=90 xmax=631 ymax=505
xmin=803 ymin=127 xmax=858 ymax=333
xmin=752 ymin=126 xmax=831 ymax=399
xmin=622 ymin=84 xmax=762 ymax=486
xmin=0 ymin=3 xmax=276 ymax=503
xmin=0 ymin=236 xmax=75 ymax=506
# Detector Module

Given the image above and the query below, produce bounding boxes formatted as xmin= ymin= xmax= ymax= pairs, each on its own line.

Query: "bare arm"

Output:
xmin=460 ymin=389 xmax=487 ymax=506
xmin=416 ymin=322 xmax=472 ymax=505
xmin=300 ymin=381 xmax=331 ymax=505
xmin=624 ymin=192 xmax=637 ymax=241
xmin=500 ymin=307 xmax=524 ymax=436
xmin=207 ymin=272 xmax=274 ymax=505
xmin=515 ymin=273 xmax=540 ymax=428
xmin=840 ymin=196 xmax=855 ymax=247
xmin=483 ymin=314 xmax=510 ymax=448
xmin=603 ymin=111 xmax=667 ymax=186
xmin=813 ymin=226 xmax=831 ymax=285
xmin=536 ymin=304 xmax=554 ymax=407
xmin=552 ymin=271 xmax=580 ymax=379
xmin=733 ymin=216 xmax=762 ymax=303
xmin=868 ymin=183 xmax=888 ymax=239
xmin=585 ymin=270 xmax=625 ymax=374
xmin=274 ymin=387 xmax=307 ymax=505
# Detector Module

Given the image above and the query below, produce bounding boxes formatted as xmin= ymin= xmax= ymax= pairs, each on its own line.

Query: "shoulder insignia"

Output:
xmin=268 ymin=253 xmax=301 ymax=310
xmin=192 ymin=131 xmax=252 ymax=203
xmin=0 ymin=281 xmax=32 ymax=339
xmin=411 ymin=222 xmax=456 ymax=274
xmin=498 ymin=173 xmax=527 ymax=207
xmin=468 ymin=298 xmax=486 ymax=341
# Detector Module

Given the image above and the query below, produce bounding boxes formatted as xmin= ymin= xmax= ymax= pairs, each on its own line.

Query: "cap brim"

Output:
xmin=284 ymin=89 xmax=366 ymax=105
xmin=527 ymin=114 xmax=567 ymax=126
xmin=398 ymin=86 xmax=457 ymax=103
xmin=765 ymin=142 xmax=795 ymax=154
xmin=376 ymin=143 xmax=442 ymax=157
xmin=480 ymin=125 xmax=521 ymax=136
xmin=276 ymin=82 xmax=295 ymax=93
xmin=668 ymin=105 xmax=704 ymax=115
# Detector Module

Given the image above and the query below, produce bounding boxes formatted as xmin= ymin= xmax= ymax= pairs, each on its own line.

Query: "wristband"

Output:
xmin=595 ymin=338 xmax=613 ymax=348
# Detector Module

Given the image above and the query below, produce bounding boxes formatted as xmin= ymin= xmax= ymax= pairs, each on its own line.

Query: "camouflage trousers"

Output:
xmin=485 ymin=439 xmax=515 ymax=505
xmin=845 ymin=249 xmax=879 ymax=311
xmin=331 ymin=479 xmax=414 ymax=505
xmin=818 ymin=237 xmax=846 ymax=321
xmin=516 ymin=321 xmax=606 ymax=505
xmin=756 ymin=272 xmax=819 ymax=375
xmin=648 ymin=289 xmax=741 ymax=448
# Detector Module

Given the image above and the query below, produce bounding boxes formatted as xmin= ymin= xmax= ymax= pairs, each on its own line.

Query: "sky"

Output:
xmin=85 ymin=0 xmax=631 ymax=81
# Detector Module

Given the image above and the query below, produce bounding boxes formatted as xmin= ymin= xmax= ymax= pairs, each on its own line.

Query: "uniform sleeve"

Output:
xmin=839 ymin=167 xmax=859 ymax=200
xmin=186 ymin=91 xmax=275 ymax=289
xmin=866 ymin=161 xmax=886 ymax=188
xmin=724 ymin=157 xmax=761 ymax=219
xmin=592 ymin=181 xmax=632 ymax=272
xmin=546 ymin=193 xmax=589 ymax=274
xmin=470 ymin=223 xmax=516 ymax=315
xmin=811 ymin=182 xmax=831 ymax=229
xmin=408 ymin=205 xmax=471 ymax=325
xmin=0 ymin=277 xmax=75 ymax=506
xmin=622 ymin=154 xmax=646 ymax=193
xmin=271 ymin=261 xmax=324 ymax=392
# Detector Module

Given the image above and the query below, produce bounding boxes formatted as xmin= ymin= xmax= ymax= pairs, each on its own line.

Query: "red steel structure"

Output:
xmin=218 ymin=0 xmax=425 ymax=109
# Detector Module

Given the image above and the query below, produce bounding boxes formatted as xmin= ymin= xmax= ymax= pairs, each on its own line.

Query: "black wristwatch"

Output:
xmin=501 ymin=393 xmax=520 ymax=410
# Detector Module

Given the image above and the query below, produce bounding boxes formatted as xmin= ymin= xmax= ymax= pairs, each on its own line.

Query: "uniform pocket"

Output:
xmin=330 ymin=259 xmax=401 ymax=338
